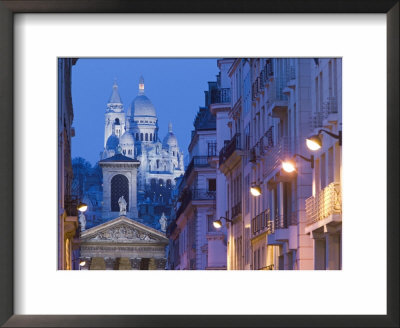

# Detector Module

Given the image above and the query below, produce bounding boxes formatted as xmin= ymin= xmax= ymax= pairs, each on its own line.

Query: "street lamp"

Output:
xmin=306 ymin=129 xmax=342 ymax=151
xmin=282 ymin=154 xmax=314 ymax=173
xmin=71 ymin=258 xmax=87 ymax=270
xmin=77 ymin=202 xmax=88 ymax=212
xmin=213 ymin=216 xmax=232 ymax=229
xmin=250 ymin=185 xmax=262 ymax=197
xmin=77 ymin=202 xmax=88 ymax=232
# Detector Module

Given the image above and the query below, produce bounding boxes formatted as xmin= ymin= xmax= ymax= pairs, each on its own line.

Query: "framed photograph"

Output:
xmin=0 ymin=1 xmax=398 ymax=327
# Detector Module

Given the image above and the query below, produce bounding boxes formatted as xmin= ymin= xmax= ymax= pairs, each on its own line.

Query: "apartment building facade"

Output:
xmin=168 ymin=79 xmax=226 ymax=270
xmin=216 ymin=58 xmax=342 ymax=270
xmin=304 ymin=58 xmax=342 ymax=270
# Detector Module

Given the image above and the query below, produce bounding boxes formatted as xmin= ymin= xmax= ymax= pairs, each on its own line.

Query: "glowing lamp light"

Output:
xmin=250 ymin=186 xmax=262 ymax=197
xmin=79 ymin=260 xmax=86 ymax=267
xmin=306 ymin=135 xmax=322 ymax=151
xmin=77 ymin=202 xmax=88 ymax=212
xmin=213 ymin=220 xmax=223 ymax=229
xmin=282 ymin=160 xmax=296 ymax=173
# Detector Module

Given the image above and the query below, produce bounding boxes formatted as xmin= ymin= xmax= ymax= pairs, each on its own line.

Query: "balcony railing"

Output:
xmin=211 ymin=88 xmax=231 ymax=104
xmin=258 ymin=264 xmax=274 ymax=270
xmin=306 ymin=182 xmax=342 ymax=225
xmin=184 ymin=156 xmax=210 ymax=180
xmin=64 ymin=194 xmax=79 ymax=216
xmin=321 ymin=97 xmax=338 ymax=114
xmin=263 ymin=136 xmax=290 ymax=177
xmin=192 ymin=189 xmax=216 ymax=201
xmin=219 ymin=133 xmax=242 ymax=166
xmin=175 ymin=188 xmax=216 ymax=219
xmin=252 ymin=209 xmax=271 ymax=235
xmin=231 ymin=202 xmax=242 ymax=220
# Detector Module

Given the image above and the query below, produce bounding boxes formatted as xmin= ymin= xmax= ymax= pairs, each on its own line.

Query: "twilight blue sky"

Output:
xmin=71 ymin=58 xmax=220 ymax=166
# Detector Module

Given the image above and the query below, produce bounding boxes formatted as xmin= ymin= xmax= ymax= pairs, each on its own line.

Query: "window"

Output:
xmin=140 ymin=133 xmax=143 ymax=141
xmin=145 ymin=133 xmax=148 ymax=141
xmin=111 ymin=174 xmax=129 ymax=212
xmin=208 ymin=179 xmax=216 ymax=192
xmin=157 ymin=160 xmax=160 ymax=169
xmin=150 ymin=134 xmax=152 ymax=141
xmin=136 ymin=133 xmax=139 ymax=141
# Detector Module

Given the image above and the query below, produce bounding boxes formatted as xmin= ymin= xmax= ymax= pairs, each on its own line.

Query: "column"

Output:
xmin=104 ymin=257 xmax=116 ymax=270
xmin=130 ymin=258 xmax=141 ymax=270
xmin=154 ymin=258 xmax=167 ymax=270
xmin=326 ymin=233 xmax=340 ymax=270
xmin=131 ymin=167 xmax=138 ymax=218
xmin=314 ymin=238 xmax=326 ymax=270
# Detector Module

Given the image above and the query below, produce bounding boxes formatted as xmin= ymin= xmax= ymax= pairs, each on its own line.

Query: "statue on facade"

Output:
xmin=118 ymin=196 xmax=127 ymax=215
xmin=159 ymin=212 xmax=168 ymax=232
xmin=79 ymin=212 xmax=86 ymax=232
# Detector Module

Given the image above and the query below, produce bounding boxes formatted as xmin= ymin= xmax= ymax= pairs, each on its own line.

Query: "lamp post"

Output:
xmin=282 ymin=154 xmax=314 ymax=173
xmin=213 ymin=216 xmax=232 ymax=229
xmin=77 ymin=202 xmax=87 ymax=232
xmin=250 ymin=184 xmax=262 ymax=197
xmin=71 ymin=257 xmax=87 ymax=270
xmin=306 ymin=129 xmax=342 ymax=151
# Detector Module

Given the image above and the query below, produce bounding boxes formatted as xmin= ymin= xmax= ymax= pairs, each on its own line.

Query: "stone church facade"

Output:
xmin=80 ymin=216 xmax=168 ymax=270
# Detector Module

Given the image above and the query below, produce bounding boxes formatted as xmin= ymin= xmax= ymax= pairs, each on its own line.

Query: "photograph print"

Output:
xmin=58 ymin=58 xmax=342 ymax=271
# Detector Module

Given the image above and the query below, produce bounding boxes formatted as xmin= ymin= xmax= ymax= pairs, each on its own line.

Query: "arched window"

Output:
xmin=140 ymin=133 xmax=143 ymax=141
xmin=111 ymin=174 xmax=129 ymax=212
xmin=159 ymin=179 xmax=164 ymax=186
xmin=145 ymin=133 xmax=148 ymax=141
xmin=156 ymin=160 xmax=160 ymax=169
xmin=167 ymin=179 xmax=172 ymax=189
xmin=114 ymin=118 xmax=120 ymax=125
xmin=136 ymin=133 xmax=139 ymax=141
xmin=150 ymin=134 xmax=152 ymax=141
xmin=123 ymin=149 xmax=126 ymax=155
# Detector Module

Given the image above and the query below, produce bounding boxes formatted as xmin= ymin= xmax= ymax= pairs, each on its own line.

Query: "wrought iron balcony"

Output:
xmin=306 ymin=182 xmax=342 ymax=225
xmin=231 ymin=202 xmax=242 ymax=220
xmin=211 ymin=88 xmax=231 ymax=104
xmin=321 ymin=97 xmax=338 ymax=114
xmin=184 ymin=156 xmax=210 ymax=180
xmin=175 ymin=188 xmax=216 ymax=219
xmin=64 ymin=194 xmax=79 ymax=216
xmin=263 ymin=136 xmax=290 ymax=177
xmin=219 ymin=133 xmax=242 ymax=166
xmin=192 ymin=189 xmax=216 ymax=201
xmin=251 ymin=209 xmax=271 ymax=235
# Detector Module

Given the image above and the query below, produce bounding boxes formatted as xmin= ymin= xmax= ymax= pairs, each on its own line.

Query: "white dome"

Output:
xmin=120 ymin=131 xmax=134 ymax=145
xmin=130 ymin=95 xmax=156 ymax=118
xmin=162 ymin=123 xmax=178 ymax=148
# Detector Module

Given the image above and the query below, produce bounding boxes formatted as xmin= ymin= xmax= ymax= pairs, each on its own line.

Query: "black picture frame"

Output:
xmin=0 ymin=1 xmax=398 ymax=327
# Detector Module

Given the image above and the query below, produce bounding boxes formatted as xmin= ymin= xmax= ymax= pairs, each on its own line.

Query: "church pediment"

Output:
xmin=81 ymin=216 xmax=168 ymax=244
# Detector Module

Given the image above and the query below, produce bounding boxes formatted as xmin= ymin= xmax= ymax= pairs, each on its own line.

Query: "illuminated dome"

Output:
xmin=106 ymin=134 xmax=119 ymax=151
xmin=120 ymin=131 xmax=134 ymax=145
xmin=128 ymin=76 xmax=157 ymax=118
xmin=163 ymin=123 xmax=178 ymax=148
